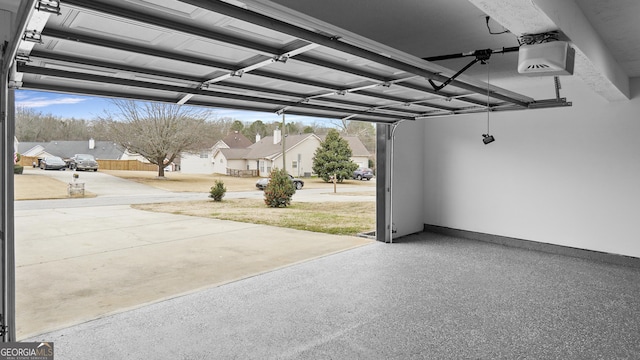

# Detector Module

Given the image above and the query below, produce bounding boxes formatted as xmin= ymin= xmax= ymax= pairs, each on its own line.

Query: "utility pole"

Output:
xmin=281 ymin=111 xmax=286 ymax=171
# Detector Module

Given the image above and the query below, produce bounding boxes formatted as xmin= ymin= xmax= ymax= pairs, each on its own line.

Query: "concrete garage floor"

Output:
xmin=26 ymin=232 xmax=640 ymax=359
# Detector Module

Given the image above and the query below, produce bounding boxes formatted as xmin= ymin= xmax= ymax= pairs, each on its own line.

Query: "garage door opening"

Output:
xmin=2 ymin=0 xmax=571 ymax=342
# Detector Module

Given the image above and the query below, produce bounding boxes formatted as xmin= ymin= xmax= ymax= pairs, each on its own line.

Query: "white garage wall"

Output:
xmin=422 ymin=77 xmax=640 ymax=258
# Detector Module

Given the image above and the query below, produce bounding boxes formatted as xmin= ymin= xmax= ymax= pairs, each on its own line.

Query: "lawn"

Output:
xmin=119 ymin=171 xmax=376 ymax=236
xmin=101 ymin=170 xmax=374 ymax=192
xmin=133 ymin=198 xmax=375 ymax=236
xmin=15 ymin=169 xmax=376 ymax=236
xmin=14 ymin=170 xmax=97 ymax=200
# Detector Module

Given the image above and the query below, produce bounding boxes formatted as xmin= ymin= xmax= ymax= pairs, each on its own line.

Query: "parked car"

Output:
xmin=353 ymin=167 xmax=374 ymax=180
xmin=40 ymin=156 xmax=67 ymax=170
xmin=256 ymin=174 xmax=304 ymax=190
xmin=69 ymin=154 xmax=98 ymax=171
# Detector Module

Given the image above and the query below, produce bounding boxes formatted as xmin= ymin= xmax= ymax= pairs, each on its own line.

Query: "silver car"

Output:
xmin=70 ymin=154 xmax=99 ymax=171
xmin=256 ymin=174 xmax=304 ymax=190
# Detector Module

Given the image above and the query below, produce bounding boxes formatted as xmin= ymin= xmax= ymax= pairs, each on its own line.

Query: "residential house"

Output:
xmin=336 ymin=136 xmax=371 ymax=169
xmin=208 ymin=129 xmax=321 ymax=176
xmin=181 ymin=132 xmax=253 ymax=174
xmin=183 ymin=129 xmax=371 ymax=177
xmin=241 ymin=130 xmax=321 ymax=177
xmin=18 ymin=139 xmax=127 ymax=161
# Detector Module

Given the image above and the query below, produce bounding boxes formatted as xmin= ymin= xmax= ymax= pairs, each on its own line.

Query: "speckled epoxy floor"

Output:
xmin=27 ymin=232 xmax=640 ymax=359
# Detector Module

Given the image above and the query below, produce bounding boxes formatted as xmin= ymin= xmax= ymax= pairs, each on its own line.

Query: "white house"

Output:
xmin=181 ymin=132 xmax=252 ymax=174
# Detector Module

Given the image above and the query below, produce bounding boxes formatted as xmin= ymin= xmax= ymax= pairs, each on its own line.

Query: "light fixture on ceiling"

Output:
xmin=482 ymin=60 xmax=495 ymax=145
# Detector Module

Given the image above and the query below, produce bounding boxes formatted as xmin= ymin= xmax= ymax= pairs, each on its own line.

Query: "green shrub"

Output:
xmin=209 ymin=180 xmax=226 ymax=201
xmin=14 ymin=165 xmax=23 ymax=175
xmin=263 ymin=168 xmax=296 ymax=208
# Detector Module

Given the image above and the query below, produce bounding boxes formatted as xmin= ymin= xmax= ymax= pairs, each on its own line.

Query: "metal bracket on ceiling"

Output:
xmin=36 ymin=0 xmax=61 ymax=15
xmin=23 ymin=30 xmax=43 ymax=44
xmin=275 ymin=107 xmax=289 ymax=115
xmin=8 ymin=80 xmax=23 ymax=89
xmin=273 ymin=54 xmax=289 ymax=63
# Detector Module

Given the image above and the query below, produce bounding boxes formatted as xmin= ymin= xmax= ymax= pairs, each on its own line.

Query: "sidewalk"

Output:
xmin=16 ymin=205 xmax=372 ymax=339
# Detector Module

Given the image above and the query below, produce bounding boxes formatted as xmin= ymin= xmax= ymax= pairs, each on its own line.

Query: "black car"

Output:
xmin=353 ymin=167 xmax=374 ymax=180
xmin=256 ymin=174 xmax=304 ymax=190
xmin=40 ymin=156 xmax=67 ymax=170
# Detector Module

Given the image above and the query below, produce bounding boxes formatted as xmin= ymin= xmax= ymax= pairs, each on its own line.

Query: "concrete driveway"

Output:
xmin=15 ymin=171 xmax=373 ymax=339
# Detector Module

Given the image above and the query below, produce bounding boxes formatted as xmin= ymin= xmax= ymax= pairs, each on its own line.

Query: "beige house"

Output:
xmin=338 ymin=136 xmax=371 ymax=169
xmin=183 ymin=129 xmax=370 ymax=176
xmin=212 ymin=130 xmax=321 ymax=177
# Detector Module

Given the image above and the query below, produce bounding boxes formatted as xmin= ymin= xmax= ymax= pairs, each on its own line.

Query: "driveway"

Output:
xmin=15 ymin=171 xmax=373 ymax=339
xmin=18 ymin=170 xmax=375 ymax=210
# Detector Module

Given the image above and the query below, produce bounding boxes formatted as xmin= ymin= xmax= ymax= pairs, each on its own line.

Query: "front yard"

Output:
xmin=15 ymin=169 xmax=376 ymax=236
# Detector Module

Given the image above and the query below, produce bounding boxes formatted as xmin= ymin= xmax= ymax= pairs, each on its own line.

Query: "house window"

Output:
xmin=199 ymin=151 xmax=208 ymax=158
xmin=259 ymin=161 xmax=265 ymax=173
xmin=292 ymin=160 xmax=297 ymax=169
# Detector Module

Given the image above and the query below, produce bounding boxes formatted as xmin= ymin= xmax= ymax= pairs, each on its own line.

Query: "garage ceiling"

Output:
xmin=5 ymin=0 xmax=635 ymax=122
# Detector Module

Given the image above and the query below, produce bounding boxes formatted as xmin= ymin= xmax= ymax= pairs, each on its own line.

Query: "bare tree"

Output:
xmin=16 ymin=107 xmax=93 ymax=141
xmin=344 ymin=120 xmax=376 ymax=152
xmin=103 ymin=100 xmax=213 ymax=177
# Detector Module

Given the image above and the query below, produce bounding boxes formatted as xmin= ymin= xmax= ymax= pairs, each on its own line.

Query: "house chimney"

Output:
xmin=273 ymin=128 xmax=281 ymax=145
xmin=89 ymin=138 xmax=95 ymax=150
xmin=256 ymin=133 xmax=261 ymax=143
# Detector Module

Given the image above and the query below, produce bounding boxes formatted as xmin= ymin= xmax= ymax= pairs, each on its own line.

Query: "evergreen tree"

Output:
xmin=312 ymin=129 xmax=358 ymax=182
xmin=230 ymin=120 xmax=244 ymax=132
xmin=264 ymin=168 xmax=296 ymax=207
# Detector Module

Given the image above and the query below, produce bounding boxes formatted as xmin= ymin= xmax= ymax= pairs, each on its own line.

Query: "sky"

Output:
xmin=14 ymin=89 xmax=337 ymax=126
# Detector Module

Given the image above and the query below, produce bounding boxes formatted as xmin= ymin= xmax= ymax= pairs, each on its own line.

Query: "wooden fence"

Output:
xmin=18 ymin=156 xmax=157 ymax=171
xmin=227 ymin=169 xmax=258 ymax=177
xmin=97 ymin=159 xmax=157 ymax=171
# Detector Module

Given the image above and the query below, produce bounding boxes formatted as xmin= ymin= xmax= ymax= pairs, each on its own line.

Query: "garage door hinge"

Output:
xmin=23 ymin=30 xmax=43 ymax=44
xmin=36 ymin=0 xmax=61 ymax=15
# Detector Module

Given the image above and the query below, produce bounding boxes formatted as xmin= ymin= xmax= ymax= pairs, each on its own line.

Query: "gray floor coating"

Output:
xmin=27 ymin=232 xmax=640 ymax=359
